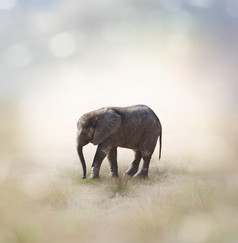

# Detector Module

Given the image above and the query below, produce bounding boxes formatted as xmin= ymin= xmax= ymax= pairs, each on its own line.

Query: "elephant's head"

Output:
xmin=76 ymin=108 xmax=121 ymax=179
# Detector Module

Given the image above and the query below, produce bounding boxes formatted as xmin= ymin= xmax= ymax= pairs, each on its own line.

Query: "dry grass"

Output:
xmin=0 ymin=160 xmax=237 ymax=243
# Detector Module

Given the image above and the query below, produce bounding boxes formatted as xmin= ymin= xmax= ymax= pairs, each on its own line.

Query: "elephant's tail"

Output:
xmin=159 ymin=126 xmax=162 ymax=160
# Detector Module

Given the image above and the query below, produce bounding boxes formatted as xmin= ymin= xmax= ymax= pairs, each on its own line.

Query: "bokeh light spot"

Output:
xmin=0 ymin=0 xmax=16 ymax=9
xmin=50 ymin=32 xmax=75 ymax=58
xmin=167 ymin=10 xmax=195 ymax=34
xmin=5 ymin=43 xmax=33 ymax=68
xmin=30 ymin=11 xmax=58 ymax=34
xmin=189 ymin=0 xmax=215 ymax=8
xmin=160 ymin=0 xmax=181 ymax=12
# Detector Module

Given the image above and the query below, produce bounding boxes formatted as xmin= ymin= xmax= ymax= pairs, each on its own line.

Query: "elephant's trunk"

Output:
xmin=77 ymin=145 xmax=86 ymax=179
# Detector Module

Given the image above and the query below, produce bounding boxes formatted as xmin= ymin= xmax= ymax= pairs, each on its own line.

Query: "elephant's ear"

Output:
xmin=92 ymin=109 xmax=121 ymax=145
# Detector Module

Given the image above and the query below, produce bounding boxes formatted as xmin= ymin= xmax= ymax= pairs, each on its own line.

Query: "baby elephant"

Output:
xmin=76 ymin=105 xmax=162 ymax=179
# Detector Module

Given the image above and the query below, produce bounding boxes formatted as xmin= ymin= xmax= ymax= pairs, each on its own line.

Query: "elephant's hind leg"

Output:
xmin=107 ymin=147 xmax=119 ymax=177
xmin=125 ymin=150 xmax=142 ymax=176
xmin=134 ymin=152 xmax=152 ymax=178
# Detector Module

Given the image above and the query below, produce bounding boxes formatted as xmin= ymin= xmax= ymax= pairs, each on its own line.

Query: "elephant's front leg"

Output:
xmin=89 ymin=145 xmax=108 ymax=179
xmin=107 ymin=147 xmax=119 ymax=177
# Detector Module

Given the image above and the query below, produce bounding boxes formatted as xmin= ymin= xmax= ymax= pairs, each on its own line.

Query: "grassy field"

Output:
xmin=1 ymin=1 xmax=238 ymax=242
xmin=1 ymin=157 xmax=238 ymax=243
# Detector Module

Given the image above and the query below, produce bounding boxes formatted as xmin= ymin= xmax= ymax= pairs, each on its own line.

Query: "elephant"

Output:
xmin=76 ymin=104 xmax=162 ymax=179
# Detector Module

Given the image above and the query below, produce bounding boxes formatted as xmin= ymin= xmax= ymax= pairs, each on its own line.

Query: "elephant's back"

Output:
xmin=114 ymin=105 xmax=160 ymax=125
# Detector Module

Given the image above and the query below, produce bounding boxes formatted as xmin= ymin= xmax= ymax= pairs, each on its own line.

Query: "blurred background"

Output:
xmin=1 ymin=0 xmax=238 ymax=181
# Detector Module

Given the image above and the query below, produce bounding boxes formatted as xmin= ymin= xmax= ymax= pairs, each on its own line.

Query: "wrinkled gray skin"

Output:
xmin=76 ymin=105 xmax=162 ymax=179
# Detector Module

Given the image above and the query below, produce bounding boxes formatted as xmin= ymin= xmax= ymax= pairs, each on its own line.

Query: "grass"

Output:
xmin=0 ymin=161 xmax=237 ymax=243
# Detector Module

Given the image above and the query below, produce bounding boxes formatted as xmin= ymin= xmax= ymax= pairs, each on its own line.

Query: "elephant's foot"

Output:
xmin=124 ymin=167 xmax=138 ymax=177
xmin=88 ymin=174 xmax=100 ymax=179
xmin=133 ymin=169 xmax=148 ymax=179
xmin=89 ymin=167 xmax=100 ymax=179
xmin=109 ymin=172 xmax=119 ymax=178
xmin=109 ymin=166 xmax=119 ymax=178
